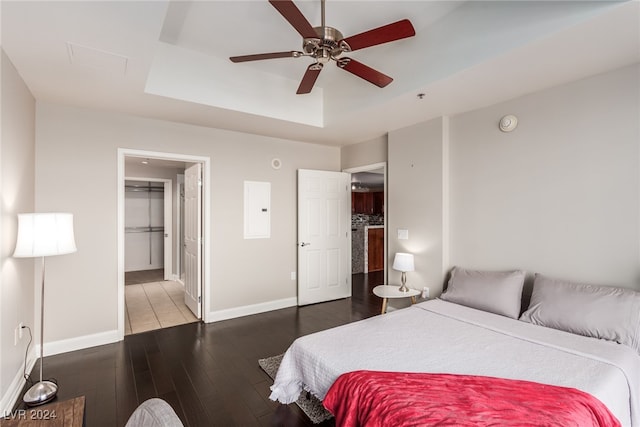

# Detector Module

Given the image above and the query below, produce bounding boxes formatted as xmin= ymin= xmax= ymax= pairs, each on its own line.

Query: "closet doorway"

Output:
xmin=124 ymin=179 xmax=170 ymax=281
xmin=119 ymin=153 xmax=206 ymax=337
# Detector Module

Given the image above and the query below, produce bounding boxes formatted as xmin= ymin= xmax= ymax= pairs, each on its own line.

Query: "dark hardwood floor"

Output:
xmin=18 ymin=272 xmax=384 ymax=427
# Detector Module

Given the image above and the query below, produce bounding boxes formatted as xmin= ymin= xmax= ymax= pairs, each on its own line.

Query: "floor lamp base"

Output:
xmin=23 ymin=380 xmax=57 ymax=406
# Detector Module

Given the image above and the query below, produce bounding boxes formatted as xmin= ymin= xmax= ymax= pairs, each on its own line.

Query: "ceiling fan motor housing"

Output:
xmin=303 ymin=26 xmax=346 ymax=62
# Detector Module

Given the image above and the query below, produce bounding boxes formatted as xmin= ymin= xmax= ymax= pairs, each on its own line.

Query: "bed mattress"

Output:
xmin=270 ymin=299 xmax=640 ymax=426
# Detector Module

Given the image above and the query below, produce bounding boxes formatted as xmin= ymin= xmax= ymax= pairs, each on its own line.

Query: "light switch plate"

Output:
xmin=397 ymin=229 xmax=409 ymax=240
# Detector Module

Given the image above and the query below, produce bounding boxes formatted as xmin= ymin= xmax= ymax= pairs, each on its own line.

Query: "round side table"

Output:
xmin=373 ymin=285 xmax=421 ymax=314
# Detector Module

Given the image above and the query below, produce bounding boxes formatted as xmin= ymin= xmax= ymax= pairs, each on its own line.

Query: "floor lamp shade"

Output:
xmin=14 ymin=213 xmax=77 ymax=257
xmin=13 ymin=212 xmax=76 ymax=406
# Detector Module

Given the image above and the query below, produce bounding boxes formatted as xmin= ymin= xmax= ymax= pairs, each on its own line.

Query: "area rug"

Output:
xmin=258 ymin=354 xmax=333 ymax=424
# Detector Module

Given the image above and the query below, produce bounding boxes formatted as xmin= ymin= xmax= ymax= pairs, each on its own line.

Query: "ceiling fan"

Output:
xmin=229 ymin=0 xmax=416 ymax=94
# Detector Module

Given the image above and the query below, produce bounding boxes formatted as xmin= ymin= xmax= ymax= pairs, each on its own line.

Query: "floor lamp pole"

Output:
xmin=39 ymin=256 xmax=44 ymax=384
xmin=23 ymin=256 xmax=58 ymax=406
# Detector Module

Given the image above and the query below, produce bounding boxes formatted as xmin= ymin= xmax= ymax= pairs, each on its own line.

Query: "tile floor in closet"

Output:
xmin=125 ymin=279 xmax=198 ymax=335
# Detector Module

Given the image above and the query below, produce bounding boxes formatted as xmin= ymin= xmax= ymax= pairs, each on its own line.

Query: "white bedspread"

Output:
xmin=270 ymin=299 xmax=640 ymax=426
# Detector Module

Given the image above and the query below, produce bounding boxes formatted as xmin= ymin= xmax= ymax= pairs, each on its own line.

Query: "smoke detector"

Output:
xmin=499 ymin=115 xmax=518 ymax=132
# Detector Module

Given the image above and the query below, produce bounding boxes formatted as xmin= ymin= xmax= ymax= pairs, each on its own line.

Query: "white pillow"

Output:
xmin=520 ymin=274 xmax=640 ymax=353
xmin=440 ymin=267 xmax=525 ymax=318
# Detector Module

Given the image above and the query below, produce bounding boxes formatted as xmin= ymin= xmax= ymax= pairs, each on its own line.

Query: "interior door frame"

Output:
xmin=123 ymin=177 xmax=172 ymax=280
xmin=343 ymin=162 xmax=388 ymax=283
xmin=117 ymin=148 xmax=212 ymax=340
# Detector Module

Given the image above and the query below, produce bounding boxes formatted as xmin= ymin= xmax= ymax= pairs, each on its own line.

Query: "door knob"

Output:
xmin=300 ymin=242 xmax=311 ymax=247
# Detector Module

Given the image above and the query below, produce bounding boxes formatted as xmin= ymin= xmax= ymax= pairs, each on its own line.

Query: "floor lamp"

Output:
xmin=13 ymin=213 xmax=77 ymax=406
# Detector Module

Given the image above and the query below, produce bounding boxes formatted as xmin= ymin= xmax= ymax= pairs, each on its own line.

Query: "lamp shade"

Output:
xmin=13 ymin=213 xmax=77 ymax=258
xmin=392 ymin=252 xmax=414 ymax=272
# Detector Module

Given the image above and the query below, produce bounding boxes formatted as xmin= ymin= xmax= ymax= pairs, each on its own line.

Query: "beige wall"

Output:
xmin=388 ymin=118 xmax=446 ymax=295
xmin=35 ymin=103 xmax=340 ymax=343
xmin=0 ymin=50 xmax=36 ymax=409
xmin=448 ymin=64 xmax=639 ymax=287
xmin=341 ymin=135 xmax=387 ymax=170
xmin=384 ymin=64 xmax=640 ymax=296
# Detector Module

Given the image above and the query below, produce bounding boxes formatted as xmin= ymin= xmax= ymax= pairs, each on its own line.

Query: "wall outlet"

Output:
xmin=18 ymin=322 xmax=24 ymax=339
xmin=422 ymin=287 xmax=430 ymax=299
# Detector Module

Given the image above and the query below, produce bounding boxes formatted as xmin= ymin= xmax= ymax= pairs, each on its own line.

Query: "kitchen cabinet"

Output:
xmin=352 ymin=192 xmax=372 ymax=214
xmin=367 ymin=227 xmax=384 ymax=272
xmin=352 ymin=191 xmax=384 ymax=214
xmin=373 ymin=192 xmax=384 ymax=214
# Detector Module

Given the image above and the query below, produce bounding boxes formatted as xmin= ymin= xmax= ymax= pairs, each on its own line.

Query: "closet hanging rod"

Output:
xmin=125 ymin=185 xmax=164 ymax=193
xmin=125 ymin=226 xmax=165 ymax=233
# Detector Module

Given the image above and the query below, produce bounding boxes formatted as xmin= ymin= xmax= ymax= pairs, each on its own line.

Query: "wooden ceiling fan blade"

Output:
xmin=337 ymin=58 xmax=392 ymax=88
xmin=340 ymin=19 xmax=415 ymax=52
xmin=297 ymin=64 xmax=322 ymax=94
xmin=229 ymin=51 xmax=303 ymax=63
xmin=269 ymin=0 xmax=317 ymax=39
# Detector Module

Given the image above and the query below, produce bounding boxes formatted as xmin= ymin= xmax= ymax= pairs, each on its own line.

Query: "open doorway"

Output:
xmin=344 ymin=163 xmax=387 ymax=295
xmin=123 ymin=167 xmax=198 ymax=335
xmin=117 ymin=149 xmax=211 ymax=340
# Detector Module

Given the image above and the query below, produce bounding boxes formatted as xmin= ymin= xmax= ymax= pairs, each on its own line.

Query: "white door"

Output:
xmin=163 ymin=181 xmax=172 ymax=280
xmin=297 ymin=169 xmax=351 ymax=305
xmin=184 ymin=163 xmax=202 ymax=318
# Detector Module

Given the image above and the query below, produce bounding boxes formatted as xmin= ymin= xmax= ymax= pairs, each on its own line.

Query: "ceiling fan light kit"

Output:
xmin=230 ymin=0 xmax=416 ymax=94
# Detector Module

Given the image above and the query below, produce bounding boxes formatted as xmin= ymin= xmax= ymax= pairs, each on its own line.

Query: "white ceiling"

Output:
xmin=2 ymin=1 xmax=638 ymax=147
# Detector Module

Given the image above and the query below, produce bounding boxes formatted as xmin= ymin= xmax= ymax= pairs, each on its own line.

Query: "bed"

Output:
xmin=269 ymin=270 xmax=640 ymax=426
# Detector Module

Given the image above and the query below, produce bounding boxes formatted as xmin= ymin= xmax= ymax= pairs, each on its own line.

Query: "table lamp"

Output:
xmin=392 ymin=252 xmax=414 ymax=292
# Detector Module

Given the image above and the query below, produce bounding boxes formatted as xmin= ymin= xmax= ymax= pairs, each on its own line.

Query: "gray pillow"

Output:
xmin=520 ymin=274 xmax=640 ymax=353
xmin=440 ymin=267 xmax=525 ymax=318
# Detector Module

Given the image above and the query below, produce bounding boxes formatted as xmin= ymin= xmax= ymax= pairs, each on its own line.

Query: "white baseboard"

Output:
xmin=40 ymin=329 xmax=120 ymax=357
xmin=1 ymin=330 xmax=118 ymax=415
xmin=207 ymin=297 xmax=297 ymax=322
xmin=1 ymin=347 xmax=37 ymax=417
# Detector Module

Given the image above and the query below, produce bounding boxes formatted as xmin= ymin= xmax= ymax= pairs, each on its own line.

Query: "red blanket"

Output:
xmin=323 ymin=371 xmax=620 ymax=427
